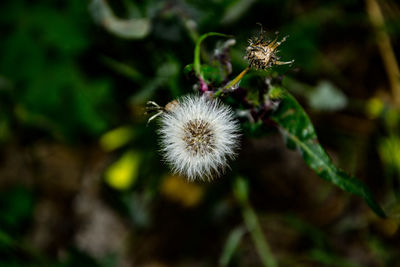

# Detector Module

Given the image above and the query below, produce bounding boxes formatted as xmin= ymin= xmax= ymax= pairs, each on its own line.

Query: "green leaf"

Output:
xmin=221 ymin=0 xmax=257 ymax=25
xmin=219 ymin=226 xmax=246 ymax=267
xmin=201 ymin=64 xmax=224 ymax=84
xmin=268 ymin=86 xmax=386 ymax=218
xmin=0 ymin=187 xmax=34 ymax=232
xmin=193 ymin=32 xmax=232 ymax=79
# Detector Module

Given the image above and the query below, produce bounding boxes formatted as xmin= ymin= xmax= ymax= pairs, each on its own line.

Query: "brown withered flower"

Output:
xmin=245 ymin=26 xmax=294 ymax=70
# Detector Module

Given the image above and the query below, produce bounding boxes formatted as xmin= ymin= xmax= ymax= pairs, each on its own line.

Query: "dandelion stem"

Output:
xmin=214 ymin=66 xmax=250 ymax=97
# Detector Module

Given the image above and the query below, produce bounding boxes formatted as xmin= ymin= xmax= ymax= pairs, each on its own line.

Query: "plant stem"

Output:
xmin=194 ymin=32 xmax=233 ymax=81
xmin=234 ymin=177 xmax=278 ymax=267
xmin=214 ymin=66 xmax=250 ymax=97
xmin=365 ymin=0 xmax=400 ymax=107
xmin=241 ymin=201 xmax=278 ymax=267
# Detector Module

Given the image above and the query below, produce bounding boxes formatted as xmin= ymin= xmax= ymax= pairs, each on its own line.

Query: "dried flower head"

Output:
xmin=245 ymin=26 xmax=294 ymax=70
xmin=158 ymin=95 xmax=240 ymax=181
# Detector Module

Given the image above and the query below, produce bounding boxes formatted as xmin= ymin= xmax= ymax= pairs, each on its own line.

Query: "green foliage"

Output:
xmin=0 ymin=0 xmax=112 ymax=141
xmin=0 ymin=187 xmax=34 ymax=233
xmin=268 ymin=86 xmax=386 ymax=218
xmin=309 ymin=249 xmax=361 ymax=267
xmin=283 ymin=77 xmax=348 ymax=111
xmin=193 ymin=32 xmax=232 ymax=80
xmin=219 ymin=226 xmax=246 ymax=267
xmin=308 ymin=81 xmax=348 ymax=111
xmin=1 ymin=0 xmax=399 ymax=265
xmin=233 ymin=177 xmax=277 ymax=267
xmin=130 ymin=59 xmax=181 ymax=104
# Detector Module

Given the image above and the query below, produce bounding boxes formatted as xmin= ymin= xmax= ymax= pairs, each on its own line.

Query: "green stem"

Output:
xmin=194 ymin=32 xmax=232 ymax=80
xmin=214 ymin=66 xmax=250 ymax=97
xmin=241 ymin=201 xmax=278 ymax=267
xmin=233 ymin=177 xmax=277 ymax=267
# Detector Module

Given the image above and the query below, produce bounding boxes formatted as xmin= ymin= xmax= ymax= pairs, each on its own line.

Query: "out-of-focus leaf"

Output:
xmin=100 ymin=126 xmax=135 ymax=152
xmin=233 ymin=177 xmax=249 ymax=203
xmin=0 ymin=187 xmax=34 ymax=232
xmin=0 ymin=229 xmax=14 ymax=248
xmin=219 ymin=226 xmax=246 ymax=267
xmin=59 ymin=248 xmax=99 ymax=267
xmin=233 ymin=177 xmax=278 ymax=267
xmin=89 ymin=0 xmax=151 ymax=39
xmin=241 ymin=120 xmax=268 ymax=137
xmin=310 ymin=249 xmax=361 ymax=267
xmin=0 ymin=120 xmax=10 ymax=143
xmin=101 ymin=56 xmax=144 ymax=84
xmin=194 ymin=32 xmax=232 ymax=79
xmin=18 ymin=63 xmax=111 ymax=139
xmin=309 ymin=81 xmax=348 ymax=111
xmin=183 ymin=64 xmax=194 ymax=77
xmin=382 ymin=197 xmax=400 ymax=219
xmin=282 ymin=7 xmax=340 ymax=74
xmin=30 ymin=7 xmax=89 ymax=54
xmin=383 ymin=108 xmax=399 ymax=130
xmin=268 ymin=86 xmax=386 ymax=218
xmin=201 ymin=65 xmax=224 ymax=84
xmin=284 ymin=215 xmax=327 ymax=248
xmin=124 ymin=192 xmax=151 ymax=228
xmin=130 ymin=60 xmax=179 ymax=104
xmin=0 ymin=2 xmax=112 ymax=140
xmin=368 ymin=237 xmax=394 ymax=264
xmin=283 ymin=78 xmax=347 ymax=111
xmin=379 ymin=136 xmax=400 ymax=173
xmin=366 ymin=97 xmax=385 ymax=119
xmin=378 ymin=135 xmax=400 ymax=200
xmin=105 ymin=150 xmax=140 ymax=190
xmin=221 ymin=0 xmax=257 ymax=25
xmin=375 ymin=217 xmax=399 ymax=236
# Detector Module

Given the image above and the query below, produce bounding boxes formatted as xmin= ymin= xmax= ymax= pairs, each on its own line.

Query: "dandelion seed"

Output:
xmin=158 ymin=95 xmax=240 ymax=181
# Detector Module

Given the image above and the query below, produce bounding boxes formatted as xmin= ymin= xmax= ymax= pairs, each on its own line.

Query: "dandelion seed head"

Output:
xmin=158 ymin=95 xmax=240 ymax=181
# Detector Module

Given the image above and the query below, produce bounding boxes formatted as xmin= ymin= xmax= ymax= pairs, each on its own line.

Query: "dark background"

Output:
xmin=0 ymin=0 xmax=400 ymax=266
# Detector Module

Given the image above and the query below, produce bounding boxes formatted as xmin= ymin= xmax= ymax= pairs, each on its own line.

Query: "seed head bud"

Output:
xmin=245 ymin=28 xmax=294 ymax=70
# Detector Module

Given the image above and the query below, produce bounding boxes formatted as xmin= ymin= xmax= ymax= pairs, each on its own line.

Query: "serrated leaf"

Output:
xmin=268 ymin=86 xmax=386 ymax=218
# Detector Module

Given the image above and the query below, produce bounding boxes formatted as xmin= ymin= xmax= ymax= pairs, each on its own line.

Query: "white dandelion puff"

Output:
xmin=158 ymin=94 xmax=240 ymax=181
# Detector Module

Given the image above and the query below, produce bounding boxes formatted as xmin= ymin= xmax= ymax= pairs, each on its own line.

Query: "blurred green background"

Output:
xmin=1 ymin=0 xmax=400 ymax=266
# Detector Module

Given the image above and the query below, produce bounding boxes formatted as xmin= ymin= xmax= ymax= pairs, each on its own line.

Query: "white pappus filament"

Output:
xmin=158 ymin=95 xmax=240 ymax=181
